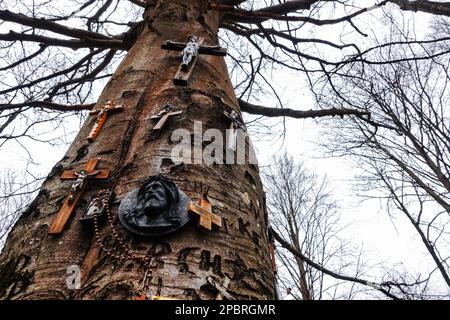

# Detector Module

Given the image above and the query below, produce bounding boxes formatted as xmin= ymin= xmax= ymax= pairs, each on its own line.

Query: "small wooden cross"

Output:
xmin=48 ymin=158 xmax=110 ymax=235
xmin=150 ymin=104 xmax=183 ymax=132
xmin=161 ymin=36 xmax=227 ymax=86
xmin=207 ymin=276 xmax=235 ymax=300
xmin=87 ymin=100 xmax=124 ymax=143
xmin=223 ymin=109 xmax=246 ymax=151
xmin=188 ymin=195 xmax=222 ymax=231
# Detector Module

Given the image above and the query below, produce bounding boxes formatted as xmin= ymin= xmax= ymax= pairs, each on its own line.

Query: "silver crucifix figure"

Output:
xmin=68 ymin=170 xmax=88 ymax=204
xmin=180 ymin=35 xmax=199 ymax=69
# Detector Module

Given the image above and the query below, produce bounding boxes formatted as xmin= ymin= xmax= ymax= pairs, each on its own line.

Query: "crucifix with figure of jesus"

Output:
xmin=161 ymin=35 xmax=227 ymax=86
xmin=48 ymin=158 xmax=110 ymax=235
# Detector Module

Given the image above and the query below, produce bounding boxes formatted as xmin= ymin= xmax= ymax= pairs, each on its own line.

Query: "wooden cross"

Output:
xmin=87 ymin=100 xmax=124 ymax=143
xmin=48 ymin=158 xmax=110 ymax=235
xmin=150 ymin=104 xmax=183 ymax=132
xmin=161 ymin=36 xmax=227 ymax=86
xmin=223 ymin=109 xmax=246 ymax=151
xmin=188 ymin=195 xmax=222 ymax=231
xmin=207 ymin=276 xmax=235 ymax=300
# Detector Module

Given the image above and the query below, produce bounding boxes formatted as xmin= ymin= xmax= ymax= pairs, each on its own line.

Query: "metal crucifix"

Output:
xmin=87 ymin=100 xmax=124 ymax=143
xmin=150 ymin=104 xmax=183 ymax=133
xmin=223 ymin=109 xmax=246 ymax=152
xmin=48 ymin=158 xmax=110 ymax=235
xmin=161 ymin=35 xmax=227 ymax=86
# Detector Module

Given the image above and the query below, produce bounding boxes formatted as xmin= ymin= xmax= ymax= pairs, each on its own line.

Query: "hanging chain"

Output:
xmin=92 ymin=189 xmax=153 ymax=298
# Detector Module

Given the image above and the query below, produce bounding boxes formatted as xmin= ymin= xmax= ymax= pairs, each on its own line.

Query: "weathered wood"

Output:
xmin=189 ymin=196 xmax=222 ymax=231
xmin=87 ymin=101 xmax=124 ymax=143
xmin=48 ymin=186 xmax=87 ymax=235
xmin=60 ymin=170 xmax=110 ymax=180
xmin=48 ymin=158 xmax=110 ymax=235
xmin=161 ymin=40 xmax=227 ymax=56
xmin=212 ymin=276 xmax=232 ymax=300
xmin=162 ymin=37 xmax=227 ymax=86
xmin=173 ymin=57 xmax=198 ymax=86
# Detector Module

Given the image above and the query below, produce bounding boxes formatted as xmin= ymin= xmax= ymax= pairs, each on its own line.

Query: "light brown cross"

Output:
xmin=87 ymin=100 xmax=124 ymax=143
xmin=207 ymin=276 xmax=235 ymax=300
xmin=189 ymin=196 xmax=222 ymax=231
xmin=150 ymin=105 xmax=182 ymax=132
xmin=48 ymin=158 xmax=110 ymax=235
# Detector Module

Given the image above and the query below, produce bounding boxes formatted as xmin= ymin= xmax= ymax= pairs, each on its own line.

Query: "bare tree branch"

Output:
xmin=0 ymin=44 xmax=47 ymax=72
xmin=0 ymin=101 xmax=94 ymax=112
xmin=257 ymin=1 xmax=314 ymax=14
xmin=0 ymin=31 xmax=125 ymax=49
xmin=270 ymin=228 xmax=400 ymax=299
xmin=239 ymin=99 xmax=370 ymax=119
xmin=389 ymin=0 xmax=450 ymax=17
xmin=0 ymin=9 xmax=113 ymax=40
xmin=213 ymin=1 xmax=388 ymax=25
xmin=127 ymin=0 xmax=147 ymax=7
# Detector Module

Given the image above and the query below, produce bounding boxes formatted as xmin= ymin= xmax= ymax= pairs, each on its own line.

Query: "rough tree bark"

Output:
xmin=0 ymin=0 xmax=276 ymax=300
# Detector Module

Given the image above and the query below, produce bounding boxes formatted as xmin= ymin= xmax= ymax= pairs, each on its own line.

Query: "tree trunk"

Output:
xmin=0 ymin=0 xmax=276 ymax=300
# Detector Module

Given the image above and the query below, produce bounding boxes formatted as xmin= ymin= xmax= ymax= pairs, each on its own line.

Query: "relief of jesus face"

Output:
xmin=140 ymin=180 xmax=169 ymax=216
xmin=118 ymin=175 xmax=190 ymax=237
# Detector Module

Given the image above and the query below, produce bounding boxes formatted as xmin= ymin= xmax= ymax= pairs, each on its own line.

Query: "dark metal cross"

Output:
xmin=48 ymin=158 xmax=110 ymax=235
xmin=161 ymin=35 xmax=227 ymax=86
xmin=150 ymin=104 xmax=183 ymax=133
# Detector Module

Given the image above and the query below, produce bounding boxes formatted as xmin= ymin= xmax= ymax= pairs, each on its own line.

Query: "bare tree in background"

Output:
xmin=0 ymin=166 xmax=46 ymax=247
xmin=316 ymin=15 xmax=450 ymax=299
xmin=266 ymin=153 xmax=379 ymax=300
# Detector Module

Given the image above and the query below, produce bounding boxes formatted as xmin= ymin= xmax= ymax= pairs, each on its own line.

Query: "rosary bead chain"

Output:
xmin=91 ymin=189 xmax=154 ymax=296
